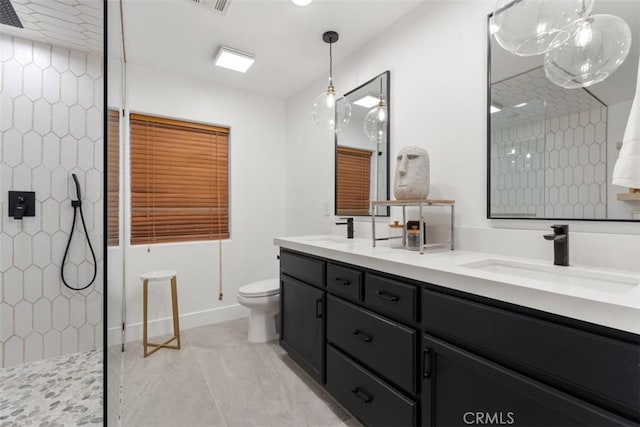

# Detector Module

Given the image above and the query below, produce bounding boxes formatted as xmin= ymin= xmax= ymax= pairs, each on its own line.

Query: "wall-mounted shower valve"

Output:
xmin=8 ymin=191 xmax=35 ymax=219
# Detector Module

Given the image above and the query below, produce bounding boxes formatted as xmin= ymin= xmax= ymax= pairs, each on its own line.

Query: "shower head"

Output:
xmin=0 ymin=0 xmax=23 ymax=28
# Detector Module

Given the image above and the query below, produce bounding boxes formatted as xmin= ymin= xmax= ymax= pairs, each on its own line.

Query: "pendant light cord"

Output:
xmin=329 ymin=41 xmax=333 ymax=85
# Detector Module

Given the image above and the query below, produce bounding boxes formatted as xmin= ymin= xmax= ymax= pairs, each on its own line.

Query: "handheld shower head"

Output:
xmin=71 ymin=173 xmax=82 ymax=201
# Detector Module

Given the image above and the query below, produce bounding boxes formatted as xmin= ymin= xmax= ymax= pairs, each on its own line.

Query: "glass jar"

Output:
xmin=406 ymin=226 xmax=421 ymax=251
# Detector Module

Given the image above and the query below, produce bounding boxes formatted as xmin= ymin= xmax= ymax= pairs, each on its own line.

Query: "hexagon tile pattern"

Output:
xmin=0 ymin=34 xmax=103 ymax=368
xmin=490 ymin=106 xmax=607 ymax=219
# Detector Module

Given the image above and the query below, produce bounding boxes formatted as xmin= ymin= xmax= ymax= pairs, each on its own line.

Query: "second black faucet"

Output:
xmin=543 ymin=224 xmax=569 ymax=266
xmin=336 ymin=217 xmax=354 ymax=239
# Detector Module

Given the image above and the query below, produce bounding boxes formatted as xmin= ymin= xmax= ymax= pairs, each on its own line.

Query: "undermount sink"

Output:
xmin=305 ymin=235 xmax=354 ymax=245
xmin=460 ymin=258 xmax=639 ymax=290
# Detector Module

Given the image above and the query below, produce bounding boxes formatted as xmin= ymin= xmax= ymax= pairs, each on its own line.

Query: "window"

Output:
xmin=129 ymin=113 xmax=229 ymax=244
xmin=107 ymin=110 xmax=120 ymax=246
xmin=336 ymin=146 xmax=372 ymax=216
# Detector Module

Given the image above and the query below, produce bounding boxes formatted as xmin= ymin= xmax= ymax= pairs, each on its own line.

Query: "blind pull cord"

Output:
xmin=61 ymin=173 xmax=98 ymax=291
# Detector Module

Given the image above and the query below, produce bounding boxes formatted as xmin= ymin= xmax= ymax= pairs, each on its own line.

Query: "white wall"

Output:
xmin=114 ymin=64 xmax=286 ymax=342
xmin=284 ymin=1 xmax=639 ymax=272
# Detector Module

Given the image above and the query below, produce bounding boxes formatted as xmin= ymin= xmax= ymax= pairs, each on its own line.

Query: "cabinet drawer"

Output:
xmin=327 ymin=263 xmax=362 ymax=301
xmin=422 ymin=289 xmax=640 ymax=418
xmin=280 ymin=250 xmax=325 ymax=288
xmin=327 ymin=295 xmax=416 ymax=394
xmin=364 ymin=273 xmax=417 ymax=322
xmin=327 ymin=345 xmax=416 ymax=427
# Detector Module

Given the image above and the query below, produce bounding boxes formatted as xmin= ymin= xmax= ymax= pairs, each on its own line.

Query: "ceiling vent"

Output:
xmin=185 ymin=0 xmax=232 ymax=15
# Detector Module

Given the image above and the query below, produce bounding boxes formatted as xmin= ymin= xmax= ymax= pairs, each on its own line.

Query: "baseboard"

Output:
xmin=107 ymin=304 xmax=249 ymax=345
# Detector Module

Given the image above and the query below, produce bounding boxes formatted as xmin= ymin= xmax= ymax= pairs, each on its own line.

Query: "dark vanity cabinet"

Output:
xmin=279 ymin=251 xmax=326 ymax=382
xmin=279 ymin=249 xmax=640 ymax=426
xmin=421 ymin=335 xmax=633 ymax=426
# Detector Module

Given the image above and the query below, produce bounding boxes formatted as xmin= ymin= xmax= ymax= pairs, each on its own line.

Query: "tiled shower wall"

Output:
xmin=0 ymin=34 xmax=103 ymax=367
xmin=491 ymin=106 xmax=607 ymax=219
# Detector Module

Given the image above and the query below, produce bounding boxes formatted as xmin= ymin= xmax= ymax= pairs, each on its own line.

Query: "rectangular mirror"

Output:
xmin=488 ymin=1 xmax=639 ymax=221
xmin=336 ymin=71 xmax=390 ymax=216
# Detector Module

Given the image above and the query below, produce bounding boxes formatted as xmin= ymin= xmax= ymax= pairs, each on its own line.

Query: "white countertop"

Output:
xmin=274 ymin=235 xmax=640 ymax=335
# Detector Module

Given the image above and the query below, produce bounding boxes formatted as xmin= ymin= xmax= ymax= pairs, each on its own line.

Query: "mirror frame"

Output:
xmin=486 ymin=14 xmax=638 ymax=223
xmin=335 ymin=70 xmax=391 ymax=217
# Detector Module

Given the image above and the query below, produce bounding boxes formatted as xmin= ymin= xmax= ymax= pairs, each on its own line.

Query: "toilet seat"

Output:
xmin=238 ymin=278 xmax=279 ymax=298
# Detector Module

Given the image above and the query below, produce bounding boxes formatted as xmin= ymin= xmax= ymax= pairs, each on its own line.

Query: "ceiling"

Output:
xmin=115 ymin=0 xmax=424 ymax=99
xmin=0 ymin=0 xmax=102 ymax=55
xmin=492 ymin=67 xmax=606 ymax=128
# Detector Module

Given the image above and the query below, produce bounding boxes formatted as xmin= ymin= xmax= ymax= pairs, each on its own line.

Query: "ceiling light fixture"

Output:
xmin=214 ymin=47 xmax=255 ymax=73
xmin=291 ymin=0 xmax=313 ymax=6
xmin=354 ymin=95 xmax=380 ymax=109
xmin=312 ymin=31 xmax=351 ymax=134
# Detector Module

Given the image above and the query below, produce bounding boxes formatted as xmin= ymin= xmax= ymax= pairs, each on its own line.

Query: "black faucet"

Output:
xmin=336 ymin=217 xmax=354 ymax=239
xmin=543 ymin=224 xmax=569 ymax=266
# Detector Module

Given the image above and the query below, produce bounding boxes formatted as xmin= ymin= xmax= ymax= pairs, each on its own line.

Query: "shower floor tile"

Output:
xmin=0 ymin=350 xmax=103 ymax=426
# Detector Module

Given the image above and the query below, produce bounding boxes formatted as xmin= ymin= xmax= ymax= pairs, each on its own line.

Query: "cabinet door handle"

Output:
xmin=352 ymin=329 xmax=373 ymax=343
xmin=333 ymin=277 xmax=351 ymax=286
xmin=315 ymin=298 xmax=323 ymax=318
xmin=351 ymin=387 xmax=373 ymax=403
xmin=375 ymin=290 xmax=399 ymax=302
xmin=423 ymin=347 xmax=432 ymax=378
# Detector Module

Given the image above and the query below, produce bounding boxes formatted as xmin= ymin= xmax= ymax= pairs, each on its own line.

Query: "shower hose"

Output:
xmin=61 ymin=173 xmax=97 ymax=291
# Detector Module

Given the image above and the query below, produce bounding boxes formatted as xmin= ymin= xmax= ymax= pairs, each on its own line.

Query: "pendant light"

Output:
xmin=363 ymin=77 xmax=387 ymax=145
xmin=544 ymin=14 xmax=632 ymax=89
xmin=312 ymin=31 xmax=351 ymax=134
xmin=492 ymin=0 xmax=593 ymax=56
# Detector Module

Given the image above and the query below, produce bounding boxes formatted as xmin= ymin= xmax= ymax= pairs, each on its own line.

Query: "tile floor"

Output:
xmin=0 ymin=350 xmax=103 ymax=426
xmin=118 ymin=318 xmax=361 ymax=427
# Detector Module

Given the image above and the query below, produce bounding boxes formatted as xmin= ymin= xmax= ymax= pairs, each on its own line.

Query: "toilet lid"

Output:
xmin=238 ymin=278 xmax=279 ymax=297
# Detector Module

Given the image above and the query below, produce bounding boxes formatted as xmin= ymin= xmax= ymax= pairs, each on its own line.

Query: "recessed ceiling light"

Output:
xmin=514 ymin=102 xmax=528 ymax=108
xmin=214 ymin=47 xmax=255 ymax=73
xmin=354 ymin=95 xmax=380 ymax=108
xmin=291 ymin=0 xmax=313 ymax=6
xmin=490 ymin=105 xmax=501 ymax=114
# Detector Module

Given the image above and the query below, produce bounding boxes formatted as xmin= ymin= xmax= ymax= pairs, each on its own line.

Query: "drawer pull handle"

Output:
xmin=351 ymin=387 xmax=373 ymax=403
xmin=334 ymin=277 xmax=351 ymax=286
xmin=352 ymin=329 xmax=373 ymax=343
xmin=423 ymin=347 xmax=432 ymax=378
xmin=315 ymin=298 xmax=323 ymax=318
xmin=375 ymin=290 xmax=399 ymax=302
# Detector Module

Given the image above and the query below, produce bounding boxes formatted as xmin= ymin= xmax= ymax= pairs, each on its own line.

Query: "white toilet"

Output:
xmin=237 ymin=278 xmax=280 ymax=343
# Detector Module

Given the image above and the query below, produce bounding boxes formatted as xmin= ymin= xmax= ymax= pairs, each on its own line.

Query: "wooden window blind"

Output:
xmin=336 ymin=146 xmax=372 ymax=216
xmin=107 ymin=110 xmax=120 ymax=246
xmin=130 ymin=113 xmax=229 ymax=244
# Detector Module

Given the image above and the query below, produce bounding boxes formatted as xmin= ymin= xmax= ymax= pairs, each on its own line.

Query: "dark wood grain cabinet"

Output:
xmin=421 ymin=334 xmax=634 ymax=426
xmin=279 ymin=252 xmax=326 ymax=383
xmin=278 ymin=249 xmax=640 ymax=427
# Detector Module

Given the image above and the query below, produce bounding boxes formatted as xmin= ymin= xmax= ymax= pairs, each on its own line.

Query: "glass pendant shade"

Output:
xmin=363 ymin=100 xmax=387 ymax=144
xmin=492 ymin=0 xmax=593 ymax=56
xmin=312 ymin=84 xmax=351 ymax=134
xmin=544 ymin=14 xmax=632 ymax=89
